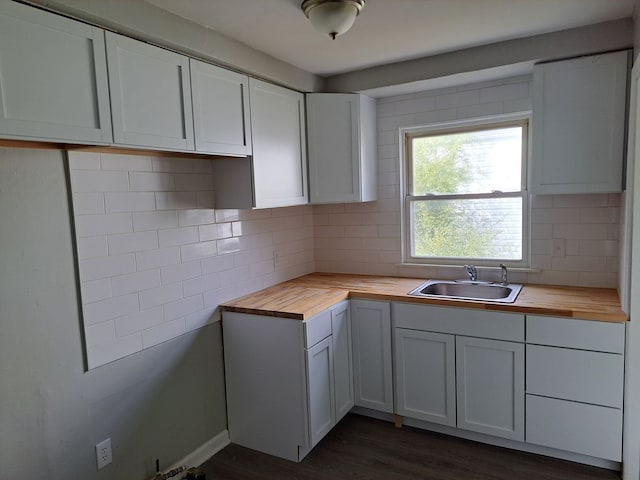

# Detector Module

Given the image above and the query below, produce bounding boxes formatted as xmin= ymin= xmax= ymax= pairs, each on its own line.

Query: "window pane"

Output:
xmin=411 ymin=197 xmax=523 ymax=260
xmin=411 ymin=126 xmax=523 ymax=195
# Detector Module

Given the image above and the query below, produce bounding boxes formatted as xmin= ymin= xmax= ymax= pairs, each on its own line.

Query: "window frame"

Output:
xmin=400 ymin=114 xmax=531 ymax=268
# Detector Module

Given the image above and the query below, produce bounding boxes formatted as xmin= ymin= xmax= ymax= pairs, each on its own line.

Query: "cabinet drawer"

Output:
xmin=526 ymin=395 xmax=622 ymax=461
xmin=394 ymin=303 xmax=524 ymax=342
xmin=526 ymin=345 xmax=623 ymax=408
xmin=304 ymin=309 xmax=332 ymax=348
xmin=526 ymin=315 xmax=625 ymax=353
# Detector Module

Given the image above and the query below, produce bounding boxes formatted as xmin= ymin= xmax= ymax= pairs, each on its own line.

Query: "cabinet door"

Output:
xmin=395 ymin=329 xmax=456 ymax=426
xmin=531 ymin=50 xmax=628 ymax=194
xmin=306 ymin=93 xmax=377 ymax=204
xmin=249 ymin=79 xmax=307 ymax=208
xmin=190 ymin=59 xmax=251 ymax=156
xmin=306 ymin=336 xmax=335 ymax=448
xmin=106 ymin=31 xmax=194 ymax=151
xmin=0 ymin=1 xmax=111 ymax=143
xmin=456 ymin=336 xmax=524 ymax=441
xmin=331 ymin=301 xmax=354 ymax=421
xmin=350 ymin=300 xmax=393 ymax=413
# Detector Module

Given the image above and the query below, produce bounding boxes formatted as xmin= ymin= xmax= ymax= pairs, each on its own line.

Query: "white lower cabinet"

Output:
xmin=393 ymin=303 xmax=524 ymax=442
xmin=223 ymin=300 xmax=352 ymax=462
xmin=525 ymin=315 xmax=625 ymax=461
xmin=395 ymin=329 xmax=456 ymax=426
xmin=456 ymin=336 xmax=524 ymax=441
xmin=350 ymin=299 xmax=393 ymax=413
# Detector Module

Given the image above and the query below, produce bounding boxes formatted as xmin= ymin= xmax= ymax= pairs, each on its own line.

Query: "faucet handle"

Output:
xmin=463 ymin=264 xmax=477 ymax=281
xmin=499 ymin=263 xmax=508 ymax=285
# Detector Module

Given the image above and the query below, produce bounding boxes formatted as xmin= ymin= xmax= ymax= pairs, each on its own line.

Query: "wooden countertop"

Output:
xmin=220 ymin=273 xmax=628 ymax=323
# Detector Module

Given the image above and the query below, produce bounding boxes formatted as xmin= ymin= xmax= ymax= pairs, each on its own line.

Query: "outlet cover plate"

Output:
xmin=96 ymin=438 xmax=112 ymax=470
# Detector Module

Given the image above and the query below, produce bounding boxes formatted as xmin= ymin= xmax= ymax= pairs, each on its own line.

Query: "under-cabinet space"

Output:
xmin=0 ymin=0 xmax=112 ymax=144
xmin=105 ymin=31 xmax=194 ymax=151
xmin=306 ymin=93 xmax=377 ymax=204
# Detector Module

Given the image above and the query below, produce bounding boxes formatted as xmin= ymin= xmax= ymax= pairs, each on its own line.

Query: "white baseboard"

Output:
xmin=167 ymin=429 xmax=231 ymax=472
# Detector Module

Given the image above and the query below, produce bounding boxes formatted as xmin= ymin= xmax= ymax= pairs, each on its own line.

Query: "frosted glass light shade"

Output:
xmin=302 ymin=0 xmax=365 ymax=39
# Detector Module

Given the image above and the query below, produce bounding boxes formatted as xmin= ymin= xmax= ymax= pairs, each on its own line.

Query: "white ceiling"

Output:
xmin=143 ymin=0 xmax=635 ymax=77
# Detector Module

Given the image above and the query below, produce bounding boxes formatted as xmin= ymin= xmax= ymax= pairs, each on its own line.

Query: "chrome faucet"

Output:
xmin=463 ymin=265 xmax=477 ymax=282
xmin=500 ymin=263 xmax=508 ymax=285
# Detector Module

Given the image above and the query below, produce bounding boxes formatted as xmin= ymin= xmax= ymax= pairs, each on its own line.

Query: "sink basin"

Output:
xmin=408 ymin=280 xmax=523 ymax=303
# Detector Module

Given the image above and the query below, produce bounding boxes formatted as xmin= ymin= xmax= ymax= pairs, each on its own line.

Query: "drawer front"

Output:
xmin=393 ymin=303 xmax=524 ymax=342
xmin=526 ymin=345 xmax=623 ymax=408
xmin=526 ymin=395 xmax=622 ymax=461
xmin=304 ymin=309 xmax=332 ymax=348
xmin=526 ymin=315 xmax=625 ymax=353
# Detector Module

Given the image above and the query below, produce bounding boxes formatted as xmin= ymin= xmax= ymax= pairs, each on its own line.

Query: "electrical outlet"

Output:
xmin=273 ymin=249 xmax=280 ymax=268
xmin=95 ymin=438 xmax=112 ymax=470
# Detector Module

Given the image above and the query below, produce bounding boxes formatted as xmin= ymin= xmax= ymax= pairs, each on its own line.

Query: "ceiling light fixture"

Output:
xmin=301 ymin=0 xmax=365 ymax=40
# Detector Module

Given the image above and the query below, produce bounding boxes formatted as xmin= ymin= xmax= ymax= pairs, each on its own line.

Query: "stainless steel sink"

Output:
xmin=408 ymin=279 xmax=523 ymax=303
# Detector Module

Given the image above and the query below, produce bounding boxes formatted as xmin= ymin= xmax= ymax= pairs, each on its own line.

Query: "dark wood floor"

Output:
xmin=200 ymin=414 xmax=620 ymax=479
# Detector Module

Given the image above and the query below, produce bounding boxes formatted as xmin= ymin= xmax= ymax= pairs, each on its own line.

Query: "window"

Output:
xmin=402 ymin=116 xmax=529 ymax=267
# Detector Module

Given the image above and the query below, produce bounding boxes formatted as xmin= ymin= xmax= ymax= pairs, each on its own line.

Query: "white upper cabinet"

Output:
xmin=105 ymin=31 xmax=194 ymax=151
xmin=212 ymin=79 xmax=308 ymax=209
xmin=0 ymin=0 xmax=112 ymax=143
xmin=190 ymin=59 xmax=251 ymax=156
xmin=306 ymin=93 xmax=377 ymax=204
xmin=250 ymin=79 xmax=308 ymax=208
xmin=531 ymin=50 xmax=629 ymax=194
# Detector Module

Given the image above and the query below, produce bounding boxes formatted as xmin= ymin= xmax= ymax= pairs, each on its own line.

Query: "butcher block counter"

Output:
xmin=220 ymin=273 xmax=627 ymax=323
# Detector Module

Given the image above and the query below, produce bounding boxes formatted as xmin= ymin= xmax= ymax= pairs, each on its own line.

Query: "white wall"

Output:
xmin=315 ymin=75 xmax=621 ymax=288
xmin=0 ymin=147 xmax=315 ymax=479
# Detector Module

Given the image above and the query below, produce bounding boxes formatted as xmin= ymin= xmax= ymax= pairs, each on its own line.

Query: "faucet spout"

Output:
xmin=463 ymin=265 xmax=477 ymax=282
xmin=500 ymin=263 xmax=508 ymax=285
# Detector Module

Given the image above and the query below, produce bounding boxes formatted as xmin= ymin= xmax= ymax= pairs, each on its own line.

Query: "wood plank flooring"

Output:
xmin=200 ymin=414 xmax=620 ymax=479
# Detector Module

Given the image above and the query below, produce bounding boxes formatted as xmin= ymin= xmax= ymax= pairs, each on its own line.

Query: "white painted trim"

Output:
xmin=351 ymin=407 xmax=620 ymax=471
xmin=165 ymin=429 xmax=231 ymax=472
xmin=623 ymin=58 xmax=640 ymax=480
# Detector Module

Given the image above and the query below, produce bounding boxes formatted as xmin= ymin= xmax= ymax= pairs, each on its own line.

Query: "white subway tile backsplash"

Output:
xmin=183 ymin=273 xmax=220 ymax=297
xmin=139 ymin=282 xmax=183 ymax=310
xmin=155 ymin=192 xmax=199 ymax=211
xmin=135 ymin=247 xmax=181 ymax=271
xmin=158 ymin=226 xmax=199 ymax=248
xmin=80 ymin=278 xmax=112 ymax=304
xmin=105 ymin=192 xmax=156 ymax=213
xmin=76 ymin=236 xmax=108 ymax=260
xmin=142 ymin=317 xmax=186 ymax=349
xmin=100 ymin=153 xmax=152 ymax=171
xmin=75 ymin=213 xmax=132 ymax=237
xmin=181 ymin=241 xmax=218 ymax=262
xmin=164 ymin=295 xmax=204 ymax=322
xmin=70 ymin=170 xmax=129 ymax=193
xmin=83 ymin=293 xmax=139 ymax=326
xmin=129 ymin=172 xmax=175 ymax=191
xmin=87 ymin=333 xmax=142 ymax=369
xmin=161 ymin=260 xmax=202 ymax=285
xmin=133 ymin=210 xmax=179 ymax=232
xmin=79 ymin=254 xmax=136 ymax=282
xmin=114 ymin=306 xmax=164 ymax=337
xmin=108 ymin=231 xmax=158 ymax=255
xmin=201 ymin=253 xmax=235 ymax=274
xmin=73 ymin=193 xmax=105 ymax=215
xmin=69 ymin=151 xmax=314 ymax=368
xmin=179 ymin=209 xmax=216 ymax=227
xmin=85 ymin=320 xmax=115 ymax=347
xmin=111 ymin=269 xmax=161 ymax=297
